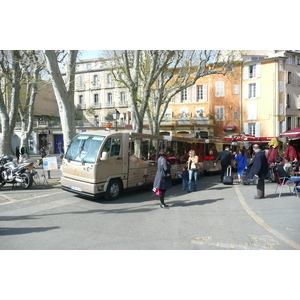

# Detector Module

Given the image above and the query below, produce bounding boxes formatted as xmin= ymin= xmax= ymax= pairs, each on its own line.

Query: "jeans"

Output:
xmin=182 ymin=179 xmax=188 ymax=190
xmin=188 ymin=169 xmax=199 ymax=191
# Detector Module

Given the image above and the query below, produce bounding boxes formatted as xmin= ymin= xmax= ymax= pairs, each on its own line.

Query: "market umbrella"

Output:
xmin=279 ymin=127 xmax=300 ymax=139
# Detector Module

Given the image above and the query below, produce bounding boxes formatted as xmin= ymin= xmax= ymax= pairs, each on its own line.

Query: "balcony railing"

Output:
xmin=92 ymin=103 xmax=101 ymax=108
xmin=77 ymin=104 xmax=86 ymax=109
xmin=118 ymin=101 xmax=128 ymax=107
xmin=91 ymin=83 xmax=101 ymax=89
xmin=76 ymin=84 xmax=85 ymax=91
xmin=103 ymin=102 xmax=115 ymax=108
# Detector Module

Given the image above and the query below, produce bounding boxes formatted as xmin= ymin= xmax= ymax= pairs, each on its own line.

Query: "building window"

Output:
xmin=180 ymin=108 xmax=188 ymax=118
xmin=279 ymin=60 xmax=284 ymax=71
xmin=279 ymin=81 xmax=284 ymax=92
xmin=79 ymin=95 xmax=83 ymax=104
xmin=181 ymin=89 xmax=188 ymax=102
xmin=249 ymin=83 xmax=256 ymax=98
xmin=287 ymin=55 xmax=292 ymax=64
xmin=234 ymin=85 xmax=239 ymax=95
xmin=107 ymin=74 xmax=112 ymax=84
xmin=249 ymin=123 xmax=256 ymax=136
xmin=215 ymin=82 xmax=224 ymax=97
xmin=296 ymin=56 xmax=300 ymax=65
xmin=93 ymin=75 xmax=99 ymax=85
xmin=107 ymin=93 xmax=112 ymax=105
xmin=249 ymin=65 xmax=256 ymax=78
xmin=197 ymin=85 xmax=204 ymax=101
xmin=120 ymin=92 xmax=126 ymax=105
xmin=234 ymin=111 xmax=238 ymax=119
xmin=287 ymin=117 xmax=292 ymax=130
xmin=94 ymin=94 xmax=99 ymax=106
xmin=196 ymin=108 xmax=204 ymax=117
xmin=279 ymin=104 xmax=283 ymax=115
xmin=216 ymin=106 xmax=224 ymax=120
xmin=288 ymin=72 xmax=292 ymax=84
xmin=287 ymin=94 xmax=291 ymax=108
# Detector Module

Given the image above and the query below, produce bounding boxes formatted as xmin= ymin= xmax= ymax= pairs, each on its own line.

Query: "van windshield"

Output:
xmin=65 ymin=135 xmax=105 ymax=163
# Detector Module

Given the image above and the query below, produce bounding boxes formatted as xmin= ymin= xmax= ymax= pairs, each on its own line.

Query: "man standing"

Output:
xmin=246 ymin=144 xmax=270 ymax=199
xmin=214 ymin=146 xmax=232 ymax=183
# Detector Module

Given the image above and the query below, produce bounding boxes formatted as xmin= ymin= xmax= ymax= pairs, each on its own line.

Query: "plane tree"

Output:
xmin=43 ymin=50 xmax=78 ymax=151
xmin=0 ymin=50 xmax=22 ymax=156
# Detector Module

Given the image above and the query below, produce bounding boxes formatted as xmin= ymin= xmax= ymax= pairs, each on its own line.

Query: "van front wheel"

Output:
xmin=105 ymin=179 xmax=122 ymax=200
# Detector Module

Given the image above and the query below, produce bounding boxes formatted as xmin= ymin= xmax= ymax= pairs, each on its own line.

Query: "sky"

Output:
xmin=78 ymin=50 xmax=103 ymax=60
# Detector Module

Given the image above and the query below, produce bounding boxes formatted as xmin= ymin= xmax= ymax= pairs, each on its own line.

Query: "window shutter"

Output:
xmin=194 ymin=85 xmax=198 ymax=102
xmin=256 ymin=82 xmax=261 ymax=98
xmin=244 ymin=65 xmax=249 ymax=80
xmin=215 ymin=82 xmax=219 ymax=97
xmin=244 ymin=123 xmax=249 ymax=134
xmin=255 ymin=122 xmax=260 ymax=137
xmin=244 ymin=84 xmax=248 ymax=99
xmin=203 ymin=85 xmax=207 ymax=101
xmin=256 ymin=63 xmax=261 ymax=78
xmin=279 ymin=81 xmax=283 ymax=92
xmin=187 ymin=87 xmax=190 ymax=102
xmin=279 ymin=103 xmax=283 ymax=115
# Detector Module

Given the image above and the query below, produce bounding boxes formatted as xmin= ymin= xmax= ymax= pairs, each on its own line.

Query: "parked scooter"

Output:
xmin=0 ymin=155 xmax=36 ymax=189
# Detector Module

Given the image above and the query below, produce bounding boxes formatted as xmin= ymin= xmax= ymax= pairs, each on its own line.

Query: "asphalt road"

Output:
xmin=1 ymin=167 xmax=300 ymax=250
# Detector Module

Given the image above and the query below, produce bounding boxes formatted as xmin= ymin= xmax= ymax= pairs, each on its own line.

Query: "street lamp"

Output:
xmin=112 ymin=109 xmax=120 ymax=131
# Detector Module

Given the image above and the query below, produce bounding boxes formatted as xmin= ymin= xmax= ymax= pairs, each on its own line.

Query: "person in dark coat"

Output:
xmin=153 ymin=150 xmax=172 ymax=209
xmin=245 ymin=144 xmax=270 ymax=199
xmin=214 ymin=146 xmax=232 ymax=183
xmin=15 ymin=146 xmax=20 ymax=164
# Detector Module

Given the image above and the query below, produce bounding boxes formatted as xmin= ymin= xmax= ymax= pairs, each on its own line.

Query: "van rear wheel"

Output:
xmin=105 ymin=179 xmax=122 ymax=200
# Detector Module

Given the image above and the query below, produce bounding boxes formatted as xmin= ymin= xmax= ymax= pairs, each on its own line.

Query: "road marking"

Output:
xmin=191 ymin=235 xmax=280 ymax=250
xmin=234 ymin=185 xmax=300 ymax=250
xmin=0 ymin=191 xmax=65 ymax=205
xmin=0 ymin=193 xmax=16 ymax=202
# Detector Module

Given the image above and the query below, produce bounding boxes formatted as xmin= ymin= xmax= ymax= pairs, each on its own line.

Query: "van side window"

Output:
xmin=111 ymin=139 xmax=121 ymax=156
xmin=103 ymin=138 xmax=121 ymax=157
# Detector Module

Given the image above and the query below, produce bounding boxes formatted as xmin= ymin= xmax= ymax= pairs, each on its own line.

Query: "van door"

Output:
xmin=97 ymin=137 xmax=127 ymax=183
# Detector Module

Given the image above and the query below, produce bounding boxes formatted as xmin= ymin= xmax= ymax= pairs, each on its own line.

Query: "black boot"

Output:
xmin=160 ymin=191 xmax=169 ymax=208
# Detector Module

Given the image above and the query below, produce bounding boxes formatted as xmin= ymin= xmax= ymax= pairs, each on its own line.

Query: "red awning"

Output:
xmin=223 ymin=125 xmax=237 ymax=131
xmin=279 ymin=127 xmax=300 ymax=139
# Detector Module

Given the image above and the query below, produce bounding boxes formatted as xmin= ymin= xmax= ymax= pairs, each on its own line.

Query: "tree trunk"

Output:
xmin=44 ymin=50 xmax=78 ymax=151
xmin=0 ymin=51 xmax=21 ymax=156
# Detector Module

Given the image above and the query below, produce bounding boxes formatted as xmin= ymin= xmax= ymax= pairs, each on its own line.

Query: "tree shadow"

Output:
xmin=0 ymin=226 xmax=60 ymax=236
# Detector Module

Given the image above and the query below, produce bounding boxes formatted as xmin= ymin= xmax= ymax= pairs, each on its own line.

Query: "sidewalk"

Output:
xmin=25 ymin=154 xmax=63 ymax=187
xmin=235 ymin=178 xmax=300 ymax=249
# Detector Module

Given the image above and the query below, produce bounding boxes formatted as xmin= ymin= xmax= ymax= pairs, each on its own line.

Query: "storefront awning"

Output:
xmin=223 ymin=125 xmax=237 ymax=131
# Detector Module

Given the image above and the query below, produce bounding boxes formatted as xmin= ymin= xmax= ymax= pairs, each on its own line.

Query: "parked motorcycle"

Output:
xmin=0 ymin=155 xmax=36 ymax=189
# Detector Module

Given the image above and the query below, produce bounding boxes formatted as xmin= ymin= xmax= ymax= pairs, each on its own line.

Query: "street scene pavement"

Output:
xmin=0 ymin=154 xmax=300 ymax=250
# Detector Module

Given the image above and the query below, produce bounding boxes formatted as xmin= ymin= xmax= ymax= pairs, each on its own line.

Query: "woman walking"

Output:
xmin=234 ymin=149 xmax=248 ymax=183
xmin=187 ymin=150 xmax=199 ymax=192
xmin=153 ymin=150 xmax=172 ymax=209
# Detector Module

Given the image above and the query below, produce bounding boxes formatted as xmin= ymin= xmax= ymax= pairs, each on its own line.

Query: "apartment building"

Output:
xmin=74 ymin=58 xmax=130 ymax=127
xmin=70 ymin=51 xmax=300 ymax=141
xmin=165 ymin=63 xmax=242 ymax=138
xmin=242 ymin=50 xmax=300 ymax=138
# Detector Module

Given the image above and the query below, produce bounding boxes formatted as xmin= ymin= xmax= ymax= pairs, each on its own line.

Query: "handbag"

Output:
xmin=191 ymin=162 xmax=197 ymax=170
xmin=253 ymin=176 xmax=259 ymax=185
